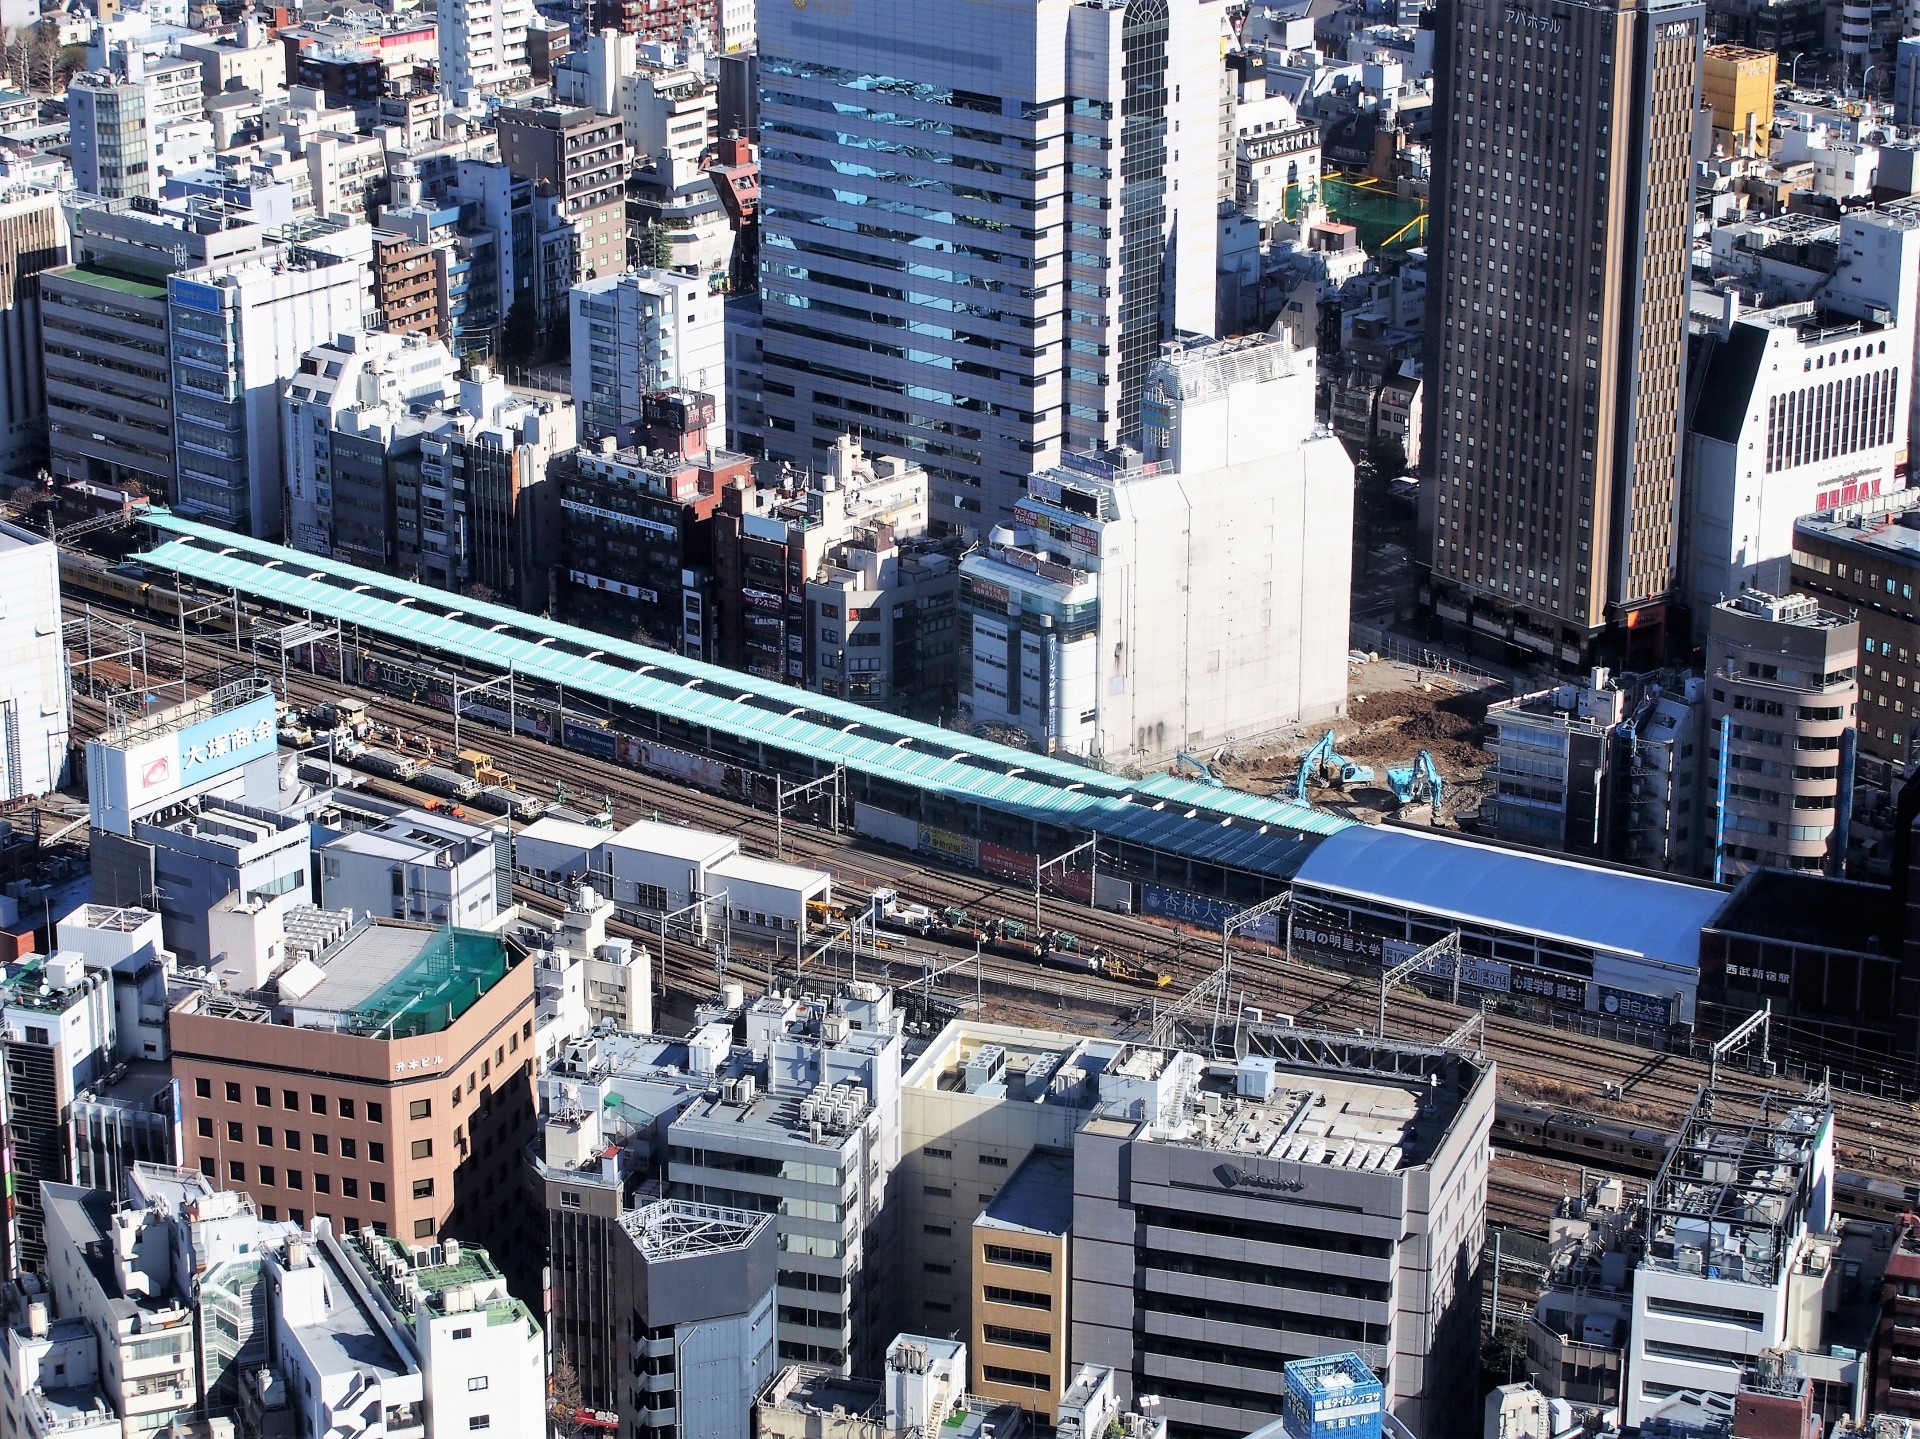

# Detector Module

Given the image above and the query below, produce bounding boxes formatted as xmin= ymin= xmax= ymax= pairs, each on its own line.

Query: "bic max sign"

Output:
xmin=1215 ymin=1164 xmax=1306 ymax=1195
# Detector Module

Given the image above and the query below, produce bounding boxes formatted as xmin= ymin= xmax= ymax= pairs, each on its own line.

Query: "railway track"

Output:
xmin=62 ymin=596 xmax=1920 ymax=1194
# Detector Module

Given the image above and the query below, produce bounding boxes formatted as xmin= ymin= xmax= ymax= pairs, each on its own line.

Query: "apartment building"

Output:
xmin=755 ymin=0 xmax=1220 ymax=526
xmin=281 ymin=328 xmax=462 ymax=560
xmin=571 ymin=269 xmax=726 ymax=443
xmin=1703 ymin=591 xmax=1859 ymax=880
xmin=264 ymin=1223 xmax=544 ymax=1438
xmin=496 ymin=102 xmax=625 ymax=322
xmin=712 ymin=440 xmax=961 ymax=703
xmin=438 ymin=0 xmax=533 ymax=102
xmin=168 ymin=229 xmax=374 ymax=537
xmin=1424 ymin=0 xmax=1705 ymax=663
xmin=68 ymin=48 xmax=209 ymax=201
xmin=555 ymin=391 xmax=751 ymax=649
xmin=169 ymin=918 xmax=541 ymax=1302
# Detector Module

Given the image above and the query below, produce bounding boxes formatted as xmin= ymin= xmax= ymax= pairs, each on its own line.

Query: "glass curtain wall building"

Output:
xmin=755 ymin=0 xmax=1218 ymax=531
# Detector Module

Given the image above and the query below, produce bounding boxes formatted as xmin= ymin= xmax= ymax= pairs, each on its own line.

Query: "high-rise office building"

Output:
xmin=1422 ymin=0 xmax=1705 ymax=665
xmin=0 ymin=183 xmax=67 ymax=476
xmin=755 ymin=0 xmax=1220 ymax=531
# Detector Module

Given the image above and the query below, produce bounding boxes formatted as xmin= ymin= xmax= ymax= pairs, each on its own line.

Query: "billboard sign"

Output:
xmin=1510 ymin=968 xmax=1586 ymax=1007
xmin=1598 ymin=985 xmax=1673 ymax=1028
xmin=88 ymin=693 xmax=278 ymax=835
xmin=1139 ymin=884 xmax=1281 ymax=944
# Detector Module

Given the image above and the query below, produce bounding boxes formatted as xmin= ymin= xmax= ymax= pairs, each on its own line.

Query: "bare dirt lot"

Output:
xmin=1216 ymin=660 xmax=1504 ymax=822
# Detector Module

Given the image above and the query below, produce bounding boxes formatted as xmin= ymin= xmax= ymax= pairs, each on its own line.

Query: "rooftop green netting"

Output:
xmin=348 ymin=926 xmax=508 ymax=1039
xmin=1284 ymin=176 xmax=1428 ymax=254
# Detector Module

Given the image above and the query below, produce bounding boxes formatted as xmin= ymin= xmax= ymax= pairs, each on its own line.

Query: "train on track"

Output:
xmin=807 ymin=894 xmax=1174 ymax=989
xmin=61 ymin=554 xmax=242 ymax=635
xmin=1493 ymin=1099 xmax=1919 ymax=1225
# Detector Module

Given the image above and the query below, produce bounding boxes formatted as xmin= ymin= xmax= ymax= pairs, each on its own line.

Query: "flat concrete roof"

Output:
xmin=978 ymin=1147 xmax=1073 ymax=1237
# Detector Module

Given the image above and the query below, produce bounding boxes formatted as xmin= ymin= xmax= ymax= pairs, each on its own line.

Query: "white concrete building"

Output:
xmin=68 ymin=47 xmax=210 ymax=201
xmin=0 ymin=522 xmax=69 ymax=800
xmin=960 ymin=331 xmax=1352 ymax=763
xmin=756 ymin=0 xmax=1221 ymax=527
xmin=316 ymin=805 xmax=506 ymax=929
xmin=282 ymin=328 xmax=463 ymax=558
xmin=169 ymin=230 xmax=374 ymax=537
xmin=621 ymin=59 xmax=716 ymax=186
xmin=262 ymin=1222 xmax=545 ymax=1439
xmin=1623 ymin=1090 xmax=1835 ymax=1425
xmin=1687 ymin=206 xmax=1920 ymax=633
xmin=438 ymin=0 xmax=533 ymax=104
xmin=572 ymin=269 xmax=727 ymax=442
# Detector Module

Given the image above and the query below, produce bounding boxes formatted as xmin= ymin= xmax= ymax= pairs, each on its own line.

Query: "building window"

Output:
xmin=285 ymin=1131 xmax=302 ymax=1150
xmin=287 ymin=1170 xmax=303 ymax=1190
xmin=283 ymin=1090 xmax=298 ymax=1110
xmin=195 ymin=1077 xmax=211 ymax=1099
xmin=315 ymin=1174 xmax=331 ymax=1194
xmin=226 ymin=1083 xmax=241 ymax=1103
xmin=979 ymin=1155 xmax=1008 ymax=1167
xmin=369 ymin=1142 xmax=385 ymax=1163
xmin=342 ymin=1178 xmax=359 ymax=1199
xmin=339 ymin=1098 xmax=356 ymax=1119
xmin=197 ymin=1118 xmax=214 ymax=1139
xmin=228 ymin=1161 xmax=245 ymax=1182
xmin=260 ymin=1166 xmax=276 ymax=1186
xmin=311 ymin=1094 xmax=327 ymax=1114
xmin=413 ymin=1178 xmax=435 ymax=1199
xmin=414 ymin=1218 xmax=436 ymax=1239
xmin=561 ymin=1191 xmax=582 ymax=1209
xmin=312 ymin=1135 xmax=329 ymax=1156
xmin=452 ymin=1328 xmax=472 ymax=1341
xmin=371 ymin=1181 xmax=387 ymax=1202
xmin=469 ymin=1378 xmax=489 ymax=1392
xmin=199 ymin=1157 xmax=214 ymax=1178
xmin=367 ymin=1102 xmax=383 ymax=1123
xmin=225 ymin=1121 xmax=241 ymax=1142
xmin=256 ymin=1086 xmax=271 ymax=1106
xmin=411 ymin=1139 xmax=432 ymax=1160
xmin=923 ymin=1147 xmax=952 ymax=1159
xmin=409 ymin=1099 xmax=431 ymax=1120
xmin=341 ymin=1139 xmax=357 ymax=1160
xmin=258 ymin=1126 xmax=273 ymax=1145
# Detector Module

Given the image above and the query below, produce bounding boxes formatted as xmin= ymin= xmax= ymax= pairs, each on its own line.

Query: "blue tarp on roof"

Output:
xmin=136 ymin=513 xmax=1352 ymax=879
xmin=1291 ymin=825 xmax=1729 ymax=970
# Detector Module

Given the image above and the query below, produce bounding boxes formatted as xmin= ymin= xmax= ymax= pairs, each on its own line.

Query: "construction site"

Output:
xmin=1212 ymin=653 xmax=1501 ymax=827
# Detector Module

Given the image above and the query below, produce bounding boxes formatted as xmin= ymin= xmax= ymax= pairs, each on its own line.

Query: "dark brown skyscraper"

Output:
xmin=1422 ymin=0 xmax=1704 ymax=665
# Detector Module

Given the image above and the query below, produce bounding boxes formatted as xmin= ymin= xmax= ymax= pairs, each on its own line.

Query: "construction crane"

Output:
xmin=1386 ymin=749 xmax=1445 ymax=819
xmin=1294 ymin=730 xmax=1375 ymax=801
xmin=1175 ymin=751 xmax=1224 ymax=786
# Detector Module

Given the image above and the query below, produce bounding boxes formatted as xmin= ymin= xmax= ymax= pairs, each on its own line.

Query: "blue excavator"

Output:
xmin=1175 ymin=751 xmax=1225 ymax=786
xmin=1386 ymin=749 xmax=1445 ymax=818
xmin=1295 ymin=730 xmax=1374 ymax=800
